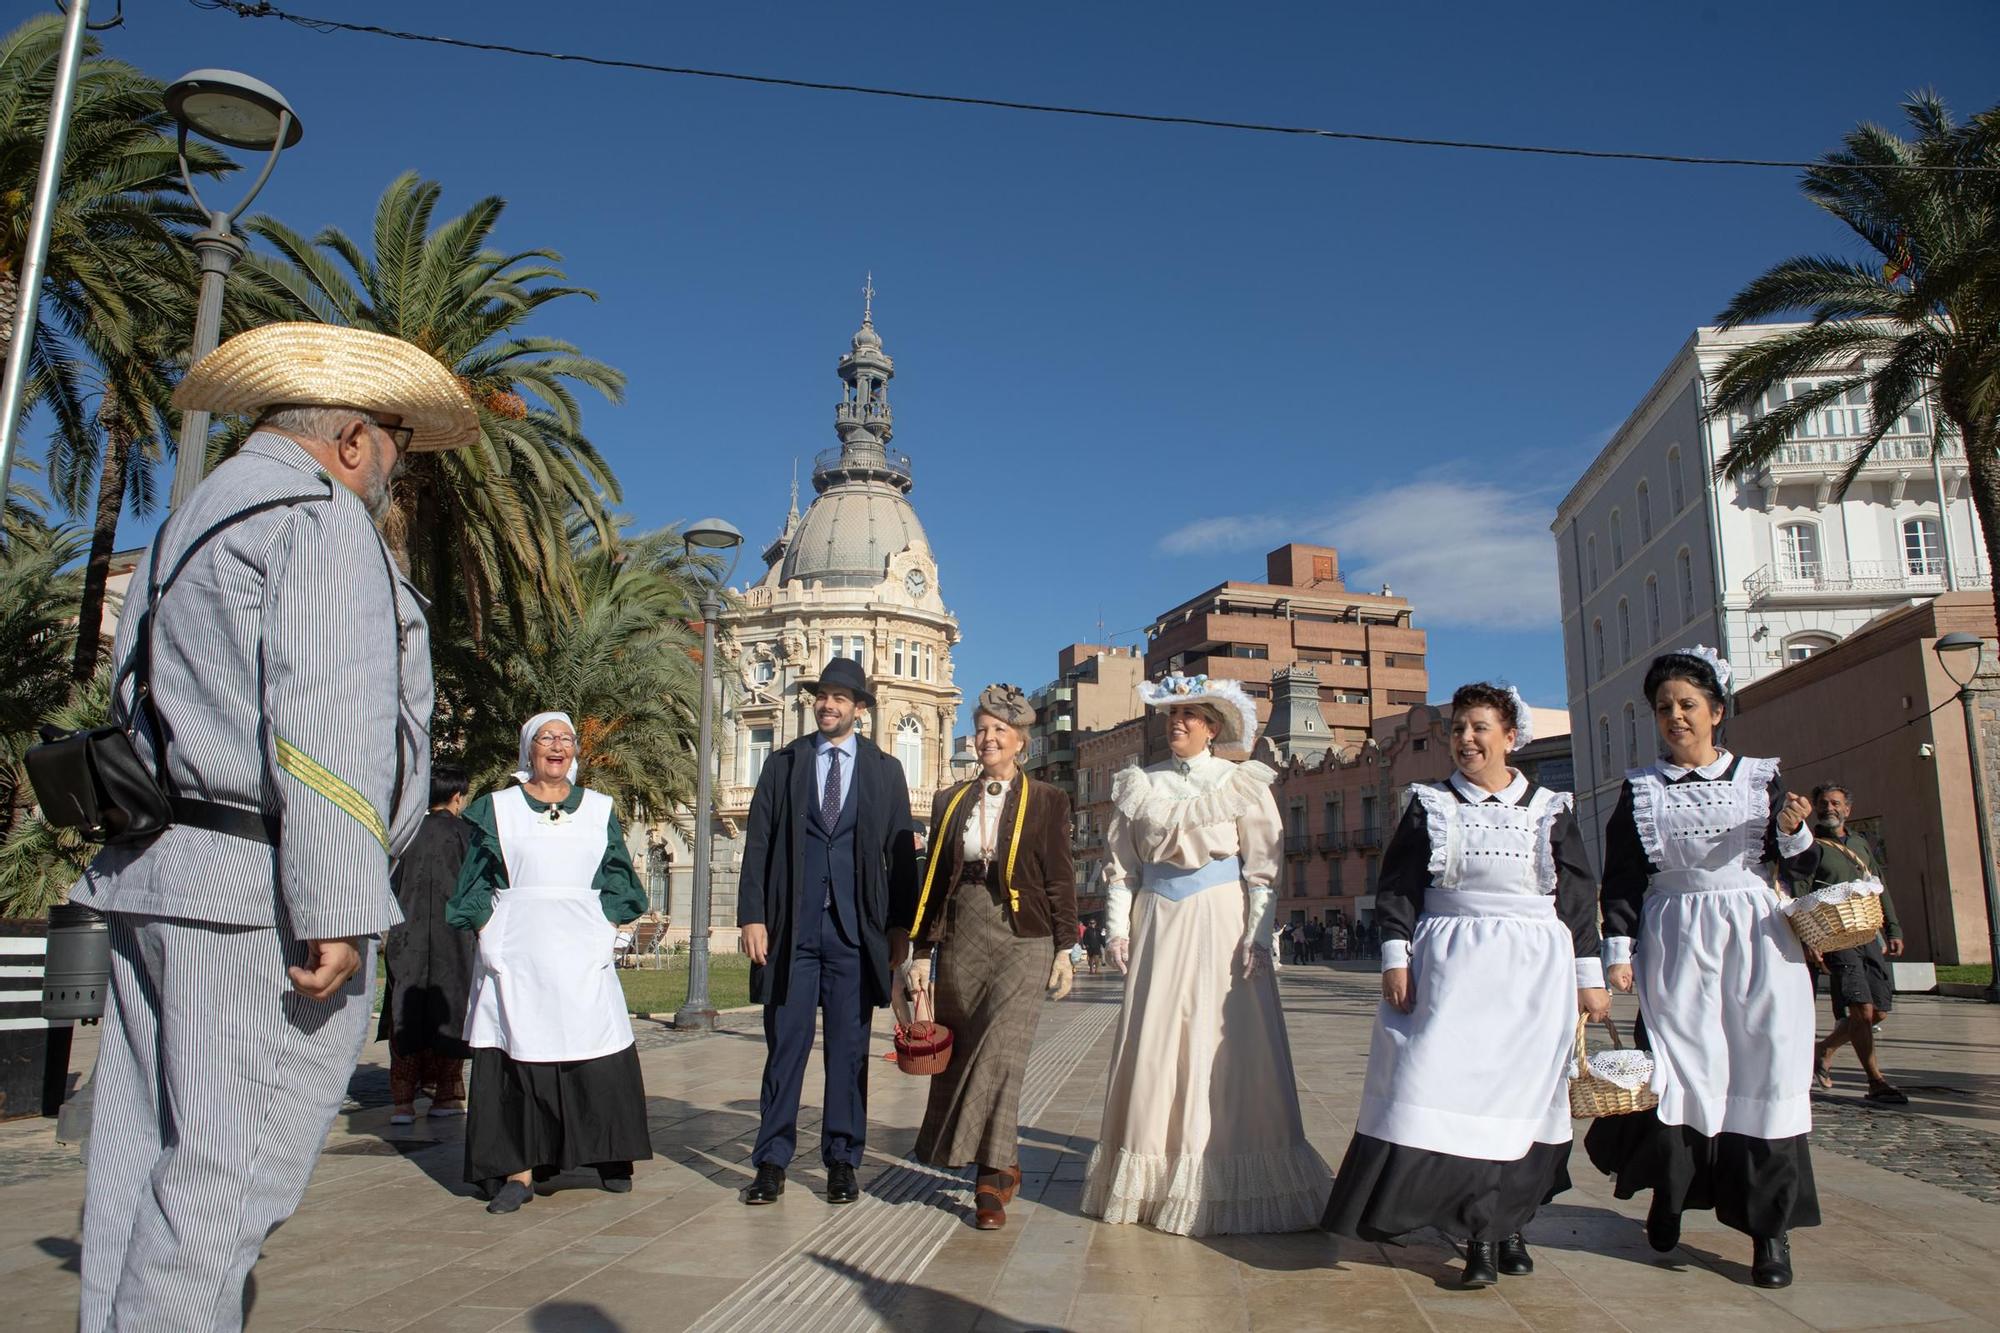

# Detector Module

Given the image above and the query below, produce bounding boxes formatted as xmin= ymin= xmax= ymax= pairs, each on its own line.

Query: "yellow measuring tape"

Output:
xmin=908 ymin=776 xmax=1032 ymax=936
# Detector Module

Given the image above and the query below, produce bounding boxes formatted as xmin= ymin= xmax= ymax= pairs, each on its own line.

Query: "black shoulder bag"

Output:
xmin=26 ymin=500 xmax=307 ymax=846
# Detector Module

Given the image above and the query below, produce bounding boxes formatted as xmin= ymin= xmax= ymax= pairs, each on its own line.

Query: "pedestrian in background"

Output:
xmin=73 ymin=324 xmax=465 ymax=1331
xmin=382 ymin=764 xmax=475 ymax=1124
xmin=1803 ymin=783 xmax=1908 ymax=1104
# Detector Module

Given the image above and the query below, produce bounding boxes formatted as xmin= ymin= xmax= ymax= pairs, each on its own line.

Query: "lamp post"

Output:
xmin=675 ymin=517 xmax=744 ymax=1031
xmin=1934 ymin=630 xmax=2000 ymax=1003
xmin=162 ymin=69 xmax=302 ymax=511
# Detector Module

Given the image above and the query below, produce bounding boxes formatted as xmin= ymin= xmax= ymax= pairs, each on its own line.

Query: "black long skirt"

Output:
xmin=463 ymin=1044 xmax=654 ymax=1186
xmin=1582 ymin=1110 xmax=1819 ymax=1239
xmin=1321 ymin=1133 xmax=1572 ymax=1243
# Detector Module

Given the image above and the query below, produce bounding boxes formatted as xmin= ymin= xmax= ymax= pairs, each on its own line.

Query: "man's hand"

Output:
xmin=289 ymin=938 xmax=364 ymax=1002
xmin=1578 ymin=986 xmax=1612 ymax=1022
xmin=741 ymin=923 xmax=769 ymax=966
xmin=1777 ymin=791 xmax=1813 ymax=835
xmin=1885 ymin=938 xmax=1906 ymax=958
xmin=1606 ymin=963 xmax=1634 ymax=993
xmin=1381 ymin=966 xmax=1413 ymax=1013
xmin=1107 ymin=937 xmax=1130 ymax=974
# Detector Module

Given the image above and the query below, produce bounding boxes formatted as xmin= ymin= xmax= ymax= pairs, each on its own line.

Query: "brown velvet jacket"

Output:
xmin=905 ymin=774 xmax=1078 ymax=952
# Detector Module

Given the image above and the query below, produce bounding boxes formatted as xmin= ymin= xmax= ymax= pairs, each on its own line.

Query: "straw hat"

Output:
xmin=1137 ymin=673 xmax=1260 ymax=748
xmin=173 ymin=323 xmax=480 ymax=452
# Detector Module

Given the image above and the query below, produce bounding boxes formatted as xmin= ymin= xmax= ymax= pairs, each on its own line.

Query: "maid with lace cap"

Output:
xmin=1080 ymin=674 xmax=1330 ymax=1236
xmin=1583 ymin=647 xmax=1820 ymax=1290
xmin=1320 ymin=683 xmax=1607 ymax=1288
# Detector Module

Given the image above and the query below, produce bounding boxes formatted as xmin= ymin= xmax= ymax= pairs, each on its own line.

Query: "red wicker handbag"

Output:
xmin=893 ymin=986 xmax=954 ymax=1076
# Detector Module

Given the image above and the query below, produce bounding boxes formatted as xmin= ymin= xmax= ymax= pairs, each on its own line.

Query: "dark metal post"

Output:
xmin=166 ymin=218 xmax=246 ymax=509
xmin=1955 ymin=680 xmax=2000 ymax=1003
xmin=675 ymin=590 xmax=723 ymax=1030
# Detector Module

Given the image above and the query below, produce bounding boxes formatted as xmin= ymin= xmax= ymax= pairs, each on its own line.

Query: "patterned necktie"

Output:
xmin=822 ymin=747 xmax=843 ymax=826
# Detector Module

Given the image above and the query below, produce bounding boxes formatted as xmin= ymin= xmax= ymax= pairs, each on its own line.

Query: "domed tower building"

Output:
xmin=694 ymin=285 xmax=960 ymax=942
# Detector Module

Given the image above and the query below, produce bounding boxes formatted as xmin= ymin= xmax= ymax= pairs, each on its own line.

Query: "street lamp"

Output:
xmin=1934 ymin=630 xmax=2000 ymax=1003
xmin=163 ymin=69 xmax=303 ymax=511
xmin=675 ymin=517 xmax=744 ymax=1031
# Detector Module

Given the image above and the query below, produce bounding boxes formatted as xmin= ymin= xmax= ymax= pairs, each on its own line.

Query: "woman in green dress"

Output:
xmin=447 ymin=711 xmax=654 ymax=1214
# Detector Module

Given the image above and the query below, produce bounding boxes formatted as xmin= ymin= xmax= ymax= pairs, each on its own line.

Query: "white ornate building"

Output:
xmin=645 ymin=290 xmax=961 ymax=943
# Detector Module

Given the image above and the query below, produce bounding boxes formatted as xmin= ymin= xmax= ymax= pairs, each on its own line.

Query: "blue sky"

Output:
xmin=52 ymin=0 xmax=2000 ymax=724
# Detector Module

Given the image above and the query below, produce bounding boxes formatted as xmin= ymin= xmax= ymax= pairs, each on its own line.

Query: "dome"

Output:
xmin=851 ymin=323 xmax=882 ymax=350
xmin=778 ymin=479 xmax=931 ymax=589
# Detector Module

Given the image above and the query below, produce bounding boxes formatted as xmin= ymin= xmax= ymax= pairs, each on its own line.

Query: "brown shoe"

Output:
xmin=974 ymin=1189 xmax=1007 ymax=1230
xmin=997 ymin=1164 xmax=1022 ymax=1204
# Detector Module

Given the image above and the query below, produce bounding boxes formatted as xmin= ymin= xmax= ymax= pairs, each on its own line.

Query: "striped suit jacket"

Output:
xmin=71 ymin=432 xmax=433 ymax=939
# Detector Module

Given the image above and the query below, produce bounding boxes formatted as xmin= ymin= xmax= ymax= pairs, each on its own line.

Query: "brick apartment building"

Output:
xmin=1072 ymin=717 xmax=1145 ymax=924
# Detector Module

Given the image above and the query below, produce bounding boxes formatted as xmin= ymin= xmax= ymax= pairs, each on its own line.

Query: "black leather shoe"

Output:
xmin=826 ymin=1162 xmax=859 ymax=1205
xmin=1752 ymin=1234 xmax=1793 ymax=1289
xmin=1645 ymin=1195 xmax=1682 ymax=1253
xmin=1497 ymin=1233 xmax=1533 ymax=1276
xmin=1461 ymin=1240 xmax=1499 ymax=1288
xmin=485 ymin=1180 xmax=533 ymax=1215
xmin=743 ymin=1163 xmax=785 ymax=1205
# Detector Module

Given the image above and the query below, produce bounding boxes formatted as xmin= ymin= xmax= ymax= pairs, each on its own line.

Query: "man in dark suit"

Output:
xmin=738 ymin=657 xmax=919 ymax=1205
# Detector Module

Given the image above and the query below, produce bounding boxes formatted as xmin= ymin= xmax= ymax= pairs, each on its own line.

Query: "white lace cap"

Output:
xmin=1681 ymin=643 xmax=1734 ymax=692
xmin=1504 ymin=685 xmax=1534 ymax=752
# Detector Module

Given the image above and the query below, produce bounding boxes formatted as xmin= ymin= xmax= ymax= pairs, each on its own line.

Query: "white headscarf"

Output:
xmin=514 ymin=710 xmax=578 ymax=785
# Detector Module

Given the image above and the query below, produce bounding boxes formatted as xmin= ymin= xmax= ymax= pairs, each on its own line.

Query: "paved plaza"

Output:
xmin=1 ymin=966 xmax=1996 ymax=1332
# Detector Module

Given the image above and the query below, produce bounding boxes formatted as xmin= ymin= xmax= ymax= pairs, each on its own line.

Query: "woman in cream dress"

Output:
xmin=1081 ymin=675 xmax=1329 ymax=1236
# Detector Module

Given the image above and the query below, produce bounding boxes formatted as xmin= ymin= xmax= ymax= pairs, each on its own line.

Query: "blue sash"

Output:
xmin=1140 ymin=856 xmax=1242 ymax=901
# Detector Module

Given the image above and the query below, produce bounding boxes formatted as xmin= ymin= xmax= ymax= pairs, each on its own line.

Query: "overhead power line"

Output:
xmin=191 ymin=1 xmax=1996 ymax=174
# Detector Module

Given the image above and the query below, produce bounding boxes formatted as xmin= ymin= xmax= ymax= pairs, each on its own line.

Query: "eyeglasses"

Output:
xmin=533 ymin=734 xmax=575 ymax=750
xmin=366 ymin=416 xmax=415 ymax=456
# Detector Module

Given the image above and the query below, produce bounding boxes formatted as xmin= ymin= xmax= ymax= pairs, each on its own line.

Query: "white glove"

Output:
xmin=1241 ymin=886 xmax=1276 ymax=955
xmin=1107 ymin=937 xmax=1130 ymax=974
xmin=1048 ymin=951 xmax=1074 ymax=1001
xmin=1103 ymin=883 xmax=1133 ymax=942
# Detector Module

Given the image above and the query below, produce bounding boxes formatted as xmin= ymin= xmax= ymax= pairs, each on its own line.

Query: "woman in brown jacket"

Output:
xmin=893 ymin=683 xmax=1078 ymax=1230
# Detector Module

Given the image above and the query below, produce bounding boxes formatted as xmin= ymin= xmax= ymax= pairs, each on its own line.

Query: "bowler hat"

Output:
xmin=797 ymin=656 xmax=876 ymax=706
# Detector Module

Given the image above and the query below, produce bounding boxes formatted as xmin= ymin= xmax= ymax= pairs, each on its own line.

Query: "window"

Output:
xmin=1677 ymin=548 xmax=1695 ymax=623
xmin=1903 ymin=517 xmax=1944 ymax=577
xmin=1668 ymin=447 xmax=1686 ymax=512
xmin=1323 ymin=801 xmax=1341 ymax=835
xmin=1785 ymin=634 xmax=1837 ymax=664
xmin=894 ymin=638 xmax=906 ymax=676
xmin=1587 ymin=535 xmax=1599 ymax=590
xmin=1360 ymin=795 xmax=1378 ymax=838
xmin=1623 ymin=703 xmax=1638 ymax=765
xmin=1637 ymin=482 xmax=1653 ymax=544
xmin=1599 ymin=717 xmax=1611 ymax=771
xmin=1312 ymin=556 xmax=1335 ymax=581
xmin=1592 ymin=619 xmax=1606 ymax=679
xmin=1644 ymin=577 xmax=1661 ymax=645
xmin=1617 ymin=599 xmax=1631 ymax=663
xmin=752 ymin=658 xmax=775 ymax=685
xmin=1365 ymin=857 xmax=1380 ymax=892
xmin=1778 ymin=522 xmax=1821 ymax=581
xmin=894 ymin=714 xmax=923 ymax=789
xmin=742 ymin=726 xmax=774 ymax=787
xmin=1229 ymin=643 xmax=1270 ymax=659
xmin=1611 ymin=509 xmax=1625 ymax=566
xmin=923 ymin=644 xmax=934 ymax=681
xmin=1341 ymin=654 xmax=1365 ymax=667
xmin=1326 ymin=857 xmax=1341 ymax=894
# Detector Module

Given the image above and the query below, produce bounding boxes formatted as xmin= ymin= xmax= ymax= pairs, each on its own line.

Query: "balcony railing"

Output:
xmin=1316 ymin=831 xmax=1348 ymax=853
xmin=1284 ymin=833 xmax=1313 ymax=857
xmin=1744 ymin=560 xmax=1992 ymax=603
xmin=1354 ymin=827 xmax=1385 ymax=849
xmin=1767 ymin=434 xmax=1962 ymax=471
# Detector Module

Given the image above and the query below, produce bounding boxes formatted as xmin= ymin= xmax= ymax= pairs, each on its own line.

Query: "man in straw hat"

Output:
xmin=73 ymin=323 xmax=476 ymax=1332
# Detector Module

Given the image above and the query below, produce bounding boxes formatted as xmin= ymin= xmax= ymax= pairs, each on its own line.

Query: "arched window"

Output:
xmin=1599 ymin=717 xmax=1612 ymax=772
xmin=1617 ymin=598 xmax=1632 ymax=663
xmin=894 ymin=714 xmax=924 ymax=789
xmin=1593 ymin=619 xmax=1606 ymax=679
xmin=1645 ymin=575 xmax=1661 ymax=645
xmin=1677 ymin=547 xmax=1696 ymax=623
xmin=1587 ymin=535 xmax=1599 ymax=591
xmin=1784 ymin=633 xmax=1837 ymax=665
xmin=1623 ymin=702 xmax=1639 ymax=765
xmin=1778 ymin=522 xmax=1822 ymax=581
xmin=1611 ymin=509 xmax=1625 ymax=566
xmin=1637 ymin=481 xmax=1653 ymax=544
xmin=1668 ymin=447 xmax=1687 ymax=512
xmin=1903 ymin=516 xmax=1944 ymax=577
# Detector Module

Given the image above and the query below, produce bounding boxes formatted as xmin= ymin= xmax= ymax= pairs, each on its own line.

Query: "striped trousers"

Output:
xmin=80 ymin=914 xmax=374 ymax=1332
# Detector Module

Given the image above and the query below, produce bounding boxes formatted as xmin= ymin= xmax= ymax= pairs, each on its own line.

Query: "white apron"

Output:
xmin=1631 ymin=757 xmax=1813 ymax=1140
xmin=463 ymin=787 xmax=633 ymax=1062
xmin=1357 ymin=785 xmax=1577 ymax=1160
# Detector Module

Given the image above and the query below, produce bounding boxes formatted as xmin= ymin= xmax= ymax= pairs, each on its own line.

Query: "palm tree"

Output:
xmin=231 ymin=172 xmax=626 ymax=644
xmin=1709 ymin=93 xmax=2000 ymax=630
xmin=0 ymin=15 xmax=223 ymax=678
xmin=443 ymin=525 xmax=726 ymax=824
xmin=0 ymin=663 xmax=108 ymax=918
xmin=0 ymin=501 xmax=91 ymax=843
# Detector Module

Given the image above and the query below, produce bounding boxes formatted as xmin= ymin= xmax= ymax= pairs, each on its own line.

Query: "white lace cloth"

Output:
xmin=1781 ymin=879 xmax=1885 ymax=914
xmin=1579 ymin=1048 xmax=1655 ymax=1092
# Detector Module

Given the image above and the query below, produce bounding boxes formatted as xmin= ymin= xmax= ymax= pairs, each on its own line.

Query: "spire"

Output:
xmin=862 ymin=271 xmax=874 ymax=327
xmin=788 ymin=459 xmax=800 ymax=521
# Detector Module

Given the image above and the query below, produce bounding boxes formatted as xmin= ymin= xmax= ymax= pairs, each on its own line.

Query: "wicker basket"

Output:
xmin=1786 ymin=890 xmax=1885 ymax=954
xmin=1568 ymin=1014 xmax=1659 ymax=1119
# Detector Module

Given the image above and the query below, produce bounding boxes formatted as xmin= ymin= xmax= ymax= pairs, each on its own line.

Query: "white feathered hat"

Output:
xmin=1138 ymin=673 xmax=1260 ymax=748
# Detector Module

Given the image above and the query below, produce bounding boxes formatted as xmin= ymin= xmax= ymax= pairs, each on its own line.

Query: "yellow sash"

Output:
xmin=908 ymin=776 xmax=1032 ymax=936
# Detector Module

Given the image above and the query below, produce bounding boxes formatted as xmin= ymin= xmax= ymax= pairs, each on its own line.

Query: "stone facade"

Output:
xmin=1072 ymin=717 xmax=1146 ymax=922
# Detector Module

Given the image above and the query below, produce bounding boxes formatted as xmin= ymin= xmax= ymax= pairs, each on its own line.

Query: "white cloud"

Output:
xmin=1155 ymin=478 xmax=1559 ymax=631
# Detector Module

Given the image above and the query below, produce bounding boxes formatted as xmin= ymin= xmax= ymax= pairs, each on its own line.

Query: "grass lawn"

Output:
xmin=372 ymin=953 xmax=754 ymax=1016
xmin=1937 ymin=963 xmax=1994 ymax=987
